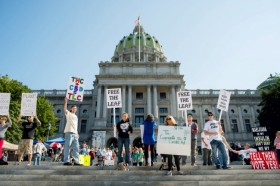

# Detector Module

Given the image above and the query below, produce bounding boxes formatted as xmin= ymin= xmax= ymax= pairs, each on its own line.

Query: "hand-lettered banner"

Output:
xmin=66 ymin=77 xmax=85 ymax=102
xmin=157 ymin=126 xmax=191 ymax=156
xmin=250 ymin=151 xmax=279 ymax=169
xmin=21 ymin=93 xmax=37 ymax=116
xmin=252 ymin=127 xmax=271 ymax=151
xmin=177 ymin=91 xmax=193 ymax=111
xmin=217 ymin=89 xmax=231 ymax=112
xmin=0 ymin=93 xmax=11 ymax=115
xmin=106 ymin=88 xmax=122 ymax=108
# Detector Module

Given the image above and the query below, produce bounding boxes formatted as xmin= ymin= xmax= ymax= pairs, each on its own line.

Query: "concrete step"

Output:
xmin=1 ymin=180 xmax=280 ymax=186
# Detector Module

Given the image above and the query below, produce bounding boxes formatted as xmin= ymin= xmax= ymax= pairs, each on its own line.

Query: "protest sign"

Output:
xmin=0 ymin=93 xmax=10 ymax=115
xmin=21 ymin=93 xmax=37 ymax=116
xmin=106 ymin=88 xmax=122 ymax=108
xmin=177 ymin=91 xmax=192 ymax=110
xmin=104 ymin=160 xmax=114 ymax=166
xmin=252 ymin=127 xmax=271 ymax=151
xmin=157 ymin=126 xmax=191 ymax=156
xmin=250 ymin=151 xmax=279 ymax=169
xmin=66 ymin=77 xmax=85 ymax=102
xmin=217 ymin=89 xmax=231 ymax=121
xmin=107 ymin=88 xmax=122 ymax=137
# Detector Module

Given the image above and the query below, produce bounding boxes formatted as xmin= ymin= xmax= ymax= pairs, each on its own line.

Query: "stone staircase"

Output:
xmin=1 ymin=161 xmax=280 ymax=186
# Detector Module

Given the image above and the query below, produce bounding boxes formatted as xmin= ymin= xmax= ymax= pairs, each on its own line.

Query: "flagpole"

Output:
xmin=138 ymin=16 xmax=140 ymax=62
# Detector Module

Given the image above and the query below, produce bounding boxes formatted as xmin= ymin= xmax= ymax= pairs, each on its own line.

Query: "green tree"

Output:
xmin=0 ymin=75 xmax=58 ymax=143
xmin=258 ymin=78 xmax=280 ymax=142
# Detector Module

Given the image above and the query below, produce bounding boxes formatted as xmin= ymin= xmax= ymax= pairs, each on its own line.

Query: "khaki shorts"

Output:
xmin=18 ymin=139 xmax=33 ymax=155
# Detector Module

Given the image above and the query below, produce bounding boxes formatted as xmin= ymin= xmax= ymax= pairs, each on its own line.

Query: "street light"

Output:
xmin=47 ymin=123 xmax=51 ymax=141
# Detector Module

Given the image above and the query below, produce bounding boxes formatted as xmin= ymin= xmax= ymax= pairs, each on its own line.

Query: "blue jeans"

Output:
xmin=117 ymin=137 xmax=130 ymax=164
xmin=33 ymin=153 xmax=41 ymax=166
xmin=210 ymin=139 xmax=228 ymax=168
xmin=64 ymin=133 xmax=79 ymax=163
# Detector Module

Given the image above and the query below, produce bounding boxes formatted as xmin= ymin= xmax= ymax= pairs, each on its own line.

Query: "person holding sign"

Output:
xmin=182 ymin=113 xmax=198 ymax=166
xmin=165 ymin=115 xmax=184 ymax=176
xmin=143 ymin=114 xmax=157 ymax=166
xmin=274 ymin=131 xmax=280 ymax=165
xmin=17 ymin=115 xmax=41 ymax=166
xmin=63 ymin=97 xmax=82 ymax=166
xmin=204 ymin=112 xmax=230 ymax=169
xmin=0 ymin=114 xmax=12 ymax=165
xmin=231 ymin=143 xmax=257 ymax=165
xmin=116 ymin=112 xmax=133 ymax=165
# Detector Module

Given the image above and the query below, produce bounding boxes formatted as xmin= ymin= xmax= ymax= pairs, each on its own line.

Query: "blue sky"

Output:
xmin=0 ymin=0 xmax=279 ymax=90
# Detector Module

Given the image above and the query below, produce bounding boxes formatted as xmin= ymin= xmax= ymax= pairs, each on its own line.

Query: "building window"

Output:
xmin=231 ymin=109 xmax=235 ymax=113
xmin=56 ymin=109 xmax=61 ymax=114
xmin=95 ymin=101 xmax=97 ymax=106
xmin=231 ymin=119 xmax=238 ymax=133
xmin=243 ymin=109 xmax=248 ymax=114
xmin=159 ymin=108 xmax=168 ymax=113
xmin=81 ymin=120 xmax=87 ymax=133
xmin=136 ymin=92 xmax=143 ymax=99
xmin=160 ymin=92 xmax=166 ymax=99
xmin=111 ymin=116 xmax=120 ymax=124
xmin=135 ymin=108 xmax=144 ymax=113
xmin=55 ymin=120 xmax=60 ymax=133
xmin=256 ymin=109 xmax=260 ymax=113
xmin=245 ymin=119 xmax=251 ymax=132
xmin=111 ymin=108 xmax=120 ymax=113
xmin=192 ymin=109 xmax=196 ymax=113
xmin=94 ymin=112 xmax=96 ymax=118
xmin=218 ymin=109 xmax=221 ymax=113
xmin=221 ymin=119 xmax=225 ymax=132
xmin=135 ymin=116 xmax=144 ymax=126
xmin=193 ymin=119 xmax=198 ymax=124
xmin=204 ymin=109 xmax=209 ymax=113
xmin=83 ymin=109 xmax=87 ymax=114
xmin=160 ymin=116 xmax=167 ymax=124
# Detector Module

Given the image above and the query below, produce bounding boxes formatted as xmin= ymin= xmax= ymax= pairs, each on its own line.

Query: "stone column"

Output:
xmin=171 ymin=85 xmax=177 ymax=118
xmin=122 ymin=85 xmax=126 ymax=113
xmin=96 ymin=85 xmax=102 ymax=118
xmin=153 ymin=85 xmax=158 ymax=118
xmin=147 ymin=85 xmax=151 ymax=114
xmin=198 ymin=105 xmax=204 ymax=131
xmin=102 ymin=86 xmax=108 ymax=118
xmin=250 ymin=105 xmax=256 ymax=127
xmin=238 ymin=106 xmax=246 ymax=139
xmin=128 ymin=85 xmax=132 ymax=118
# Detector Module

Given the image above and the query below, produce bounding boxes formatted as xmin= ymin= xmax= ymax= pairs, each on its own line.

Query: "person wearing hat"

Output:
xmin=182 ymin=113 xmax=198 ymax=166
xmin=204 ymin=112 xmax=230 ymax=169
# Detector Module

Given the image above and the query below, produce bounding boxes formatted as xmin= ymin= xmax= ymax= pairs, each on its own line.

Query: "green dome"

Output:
xmin=112 ymin=24 xmax=167 ymax=63
xmin=257 ymin=74 xmax=280 ymax=90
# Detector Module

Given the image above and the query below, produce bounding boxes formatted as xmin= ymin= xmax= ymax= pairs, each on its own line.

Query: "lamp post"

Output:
xmin=47 ymin=123 xmax=51 ymax=141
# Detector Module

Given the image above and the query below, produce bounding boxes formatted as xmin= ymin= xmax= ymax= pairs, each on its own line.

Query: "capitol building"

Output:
xmin=33 ymin=23 xmax=276 ymax=150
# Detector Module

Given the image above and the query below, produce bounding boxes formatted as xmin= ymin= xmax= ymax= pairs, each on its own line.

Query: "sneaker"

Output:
xmin=216 ymin=166 xmax=221 ymax=169
xmin=63 ymin=162 xmax=73 ymax=166
xmin=73 ymin=162 xmax=83 ymax=166
xmin=191 ymin=163 xmax=197 ymax=166
xmin=222 ymin=166 xmax=231 ymax=169
xmin=177 ymin=170 xmax=184 ymax=175
xmin=166 ymin=171 xmax=172 ymax=176
xmin=27 ymin=163 xmax=31 ymax=166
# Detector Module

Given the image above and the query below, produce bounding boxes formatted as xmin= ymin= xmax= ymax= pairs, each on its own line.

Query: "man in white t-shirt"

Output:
xmin=201 ymin=131 xmax=212 ymax=166
xmin=232 ymin=143 xmax=257 ymax=165
xmin=63 ymin=97 xmax=82 ymax=166
xmin=204 ymin=112 xmax=230 ymax=169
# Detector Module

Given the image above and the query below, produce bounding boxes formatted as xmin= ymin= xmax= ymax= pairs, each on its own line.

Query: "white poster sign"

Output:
xmin=140 ymin=125 xmax=144 ymax=143
xmin=106 ymin=88 xmax=122 ymax=108
xmin=217 ymin=89 xmax=231 ymax=112
xmin=157 ymin=126 xmax=191 ymax=156
xmin=0 ymin=93 xmax=11 ymax=115
xmin=177 ymin=91 xmax=193 ymax=110
xmin=21 ymin=93 xmax=37 ymax=116
xmin=104 ymin=160 xmax=114 ymax=166
xmin=66 ymin=77 xmax=85 ymax=102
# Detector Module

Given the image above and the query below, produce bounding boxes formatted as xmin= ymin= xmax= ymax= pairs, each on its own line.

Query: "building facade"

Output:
xmin=33 ymin=23 xmax=263 ymax=148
